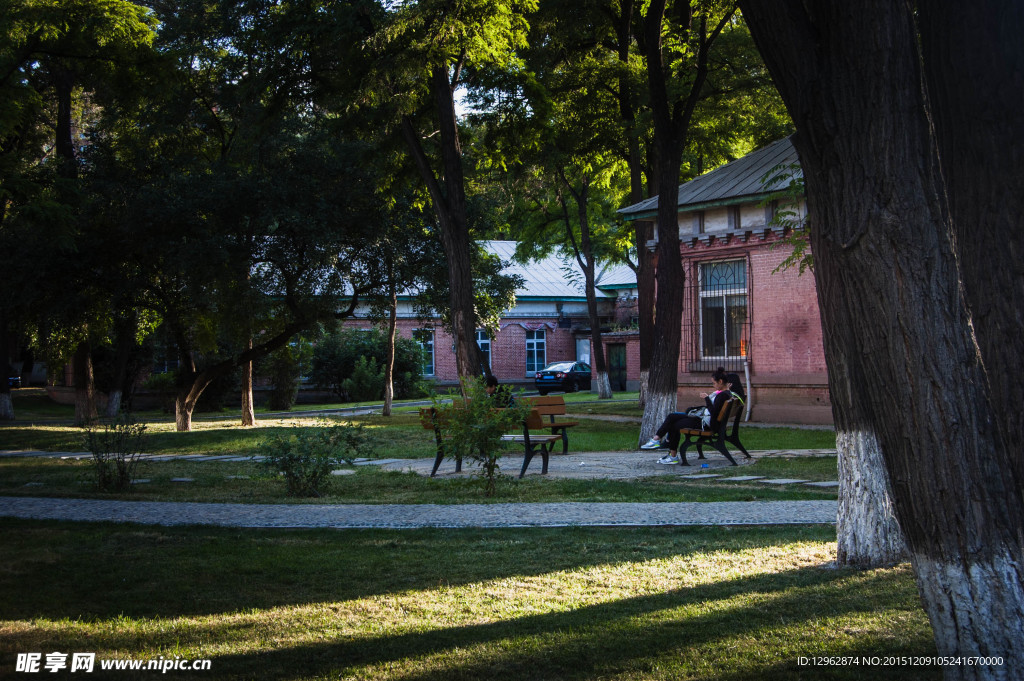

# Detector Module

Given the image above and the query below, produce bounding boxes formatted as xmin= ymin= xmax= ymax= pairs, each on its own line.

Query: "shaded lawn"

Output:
xmin=0 ymin=411 xmax=834 ymax=457
xmin=0 ymin=520 xmax=937 ymax=681
xmin=0 ymin=455 xmax=839 ymax=505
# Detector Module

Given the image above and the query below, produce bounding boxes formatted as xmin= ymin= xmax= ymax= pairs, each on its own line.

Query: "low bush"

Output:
xmin=432 ymin=377 xmax=529 ymax=496
xmin=257 ymin=420 xmax=371 ymax=497
xmin=342 ymin=356 xmax=384 ymax=402
xmin=84 ymin=415 xmax=148 ymax=491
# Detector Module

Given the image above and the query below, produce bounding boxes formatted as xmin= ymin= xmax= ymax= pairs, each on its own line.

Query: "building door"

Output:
xmin=607 ymin=344 xmax=628 ymax=391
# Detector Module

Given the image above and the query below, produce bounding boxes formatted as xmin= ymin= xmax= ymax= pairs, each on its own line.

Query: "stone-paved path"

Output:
xmin=0 ymin=448 xmax=839 ymax=529
xmin=0 ymin=496 xmax=836 ymax=528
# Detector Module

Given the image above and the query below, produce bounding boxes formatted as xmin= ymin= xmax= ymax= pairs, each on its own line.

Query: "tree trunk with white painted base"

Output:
xmin=836 ymin=430 xmax=907 ymax=567
xmin=639 ymin=390 xmax=676 ymax=450
xmin=0 ymin=393 xmax=12 ymax=421
xmin=741 ymin=1 xmax=1024 ymax=673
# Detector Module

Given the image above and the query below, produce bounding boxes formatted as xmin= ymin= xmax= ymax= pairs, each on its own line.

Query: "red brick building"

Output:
xmin=344 ymin=241 xmax=633 ymax=390
xmin=620 ymin=137 xmax=832 ymax=424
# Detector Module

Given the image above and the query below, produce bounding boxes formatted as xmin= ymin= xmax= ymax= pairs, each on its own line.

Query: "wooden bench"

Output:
xmin=420 ymin=406 xmax=561 ymax=478
xmin=420 ymin=407 xmax=463 ymax=477
xmin=678 ymin=398 xmax=749 ymax=466
xmin=499 ymin=408 xmax=562 ymax=478
xmin=519 ymin=395 xmax=578 ymax=453
xmin=695 ymin=398 xmax=751 ymax=463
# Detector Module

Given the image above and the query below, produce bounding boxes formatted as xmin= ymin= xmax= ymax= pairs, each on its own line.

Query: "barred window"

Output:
xmin=476 ymin=330 xmax=491 ymax=369
xmin=699 ymin=260 xmax=748 ymax=359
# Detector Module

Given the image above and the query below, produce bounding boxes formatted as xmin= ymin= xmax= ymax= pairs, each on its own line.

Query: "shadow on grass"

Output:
xmin=200 ymin=567 xmax=933 ymax=681
xmin=8 ymin=564 xmax=932 ymax=680
xmin=0 ymin=520 xmax=841 ymax=620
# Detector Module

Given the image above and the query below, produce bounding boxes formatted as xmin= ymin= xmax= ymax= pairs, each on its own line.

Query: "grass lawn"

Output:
xmin=0 ymin=409 xmax=835 ymax=458
xmin=0 ymin=519 xmax=938 ymax=681
xmin=0 ymin=399 xmax=838 ymax=504
xmin=0 ymin=455 xmax=839 ymax=505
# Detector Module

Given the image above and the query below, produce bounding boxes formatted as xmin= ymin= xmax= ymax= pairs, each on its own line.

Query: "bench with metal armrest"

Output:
xmin=679 ymin=398 xmax=750 ymax=466
xmin=519 ymin=395 xmax=578 ymax=454
xmin=420 ymin=406 xmax=561 ymax=478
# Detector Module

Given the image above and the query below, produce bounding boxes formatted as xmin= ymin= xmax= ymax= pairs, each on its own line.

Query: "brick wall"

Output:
xmin=340 ymin=317 xmax=585 ymax=387
xmin=675 ymin=231 xmax=831 ymax=424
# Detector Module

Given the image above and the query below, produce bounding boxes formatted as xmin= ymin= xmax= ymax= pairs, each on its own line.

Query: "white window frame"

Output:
xmin=476 ymin=330 xmax=491 ymax=369
xmin=698 ymin=260 xmax=748 ymax=360
xmin=525 ymin=329 xmax=546 ymax=375
xmin=414 ymin=329 xmax=434 ymax=377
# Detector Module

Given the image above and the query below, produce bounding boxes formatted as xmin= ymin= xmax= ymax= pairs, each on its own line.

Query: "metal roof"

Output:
xmin=483 ymin=241 xmax=634 ymax=298
xmin=619 ymin=136 xmax=801 ymax=218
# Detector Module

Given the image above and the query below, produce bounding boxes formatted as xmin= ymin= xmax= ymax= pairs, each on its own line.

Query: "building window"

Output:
xmin=476 ymin=330 xmax=491 ymax=369
xmin=699 ymin=260 xmax=748 ymax=359
xmin=526 ymin=329 xmax=546 ymax=374
xmin=413 ymin=329 xmax=434 ymax=376
xmin=576 ymin=337 xmax=591 ymax=365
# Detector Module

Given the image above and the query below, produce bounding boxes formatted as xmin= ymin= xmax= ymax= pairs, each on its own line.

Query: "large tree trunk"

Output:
xmin=741 ymin=1 xmax=1024 ymax=674
xmin=917 ymin=0 xmax=1024 ymax=477
xmin=72 ymin=340 xmax=96 ymax=426
xmin=401 ymin=65 xmax=483 ymax=385
xmin=836 ymin=430 xmax=907 ymax=567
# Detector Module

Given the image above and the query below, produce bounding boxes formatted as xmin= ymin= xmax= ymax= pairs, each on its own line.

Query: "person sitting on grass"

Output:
xmin=639 ymin=366 xmax=742 ymax=465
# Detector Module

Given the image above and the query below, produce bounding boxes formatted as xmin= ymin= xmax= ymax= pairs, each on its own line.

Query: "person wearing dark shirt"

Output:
xmin=485 ymin=375 xmax=515 ymax=407
xmin=639 ymin=367 xmax=740 ymax=465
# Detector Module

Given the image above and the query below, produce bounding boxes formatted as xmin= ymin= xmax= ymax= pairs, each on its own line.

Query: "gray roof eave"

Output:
xmin=619 ymin=192 xmax=779 ymax=221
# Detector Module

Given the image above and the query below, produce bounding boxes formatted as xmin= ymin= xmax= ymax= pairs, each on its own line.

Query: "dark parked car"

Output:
xmin=534 ymin=361 xmax=592 ymax=395
xmin=8 ymin=367 xmax=21 ymax=389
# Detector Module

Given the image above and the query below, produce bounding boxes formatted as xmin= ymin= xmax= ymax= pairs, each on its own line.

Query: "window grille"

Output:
xmin=681 ymin=258 xmax=752 ymax=373
xmin=476 ymin=330 xmax=491 ymax=368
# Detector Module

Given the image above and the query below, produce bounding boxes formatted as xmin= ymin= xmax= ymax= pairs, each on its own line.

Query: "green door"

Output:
xmin=607 ymin=344 xmax=627 ymax=391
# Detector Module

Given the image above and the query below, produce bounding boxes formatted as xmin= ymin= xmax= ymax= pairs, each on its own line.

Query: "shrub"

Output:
xmin=311 ymin=326 xmax=424 ymax=400
xmin=432 ymin=377 xmax=528 ymax=496
xmin=84 ymin=415 xmax=148 ymax=492
xmin=341 ymin=356 xmax=384 ymax=402
xmin=257 ymin=420 xmax=371 ymax=497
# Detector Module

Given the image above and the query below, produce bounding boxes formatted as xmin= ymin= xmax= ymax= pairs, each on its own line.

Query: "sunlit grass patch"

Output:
xmin=1 ymin=521 xmax=936 ymax=680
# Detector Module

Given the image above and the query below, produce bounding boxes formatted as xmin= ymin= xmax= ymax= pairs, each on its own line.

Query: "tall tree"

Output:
xmin=378 ymin=0 xmax=536 ymax=383
xmin=638 ymin=0 xmax=736 ymax=443
xmin=84 ymin=0 xmax=386 ymax=431
xmin=0 ymin=0 xmax=155 ymax=424
xmin=497 ymin=5 xmax=633 ymax=398
xmin=740 ymin=0 xmax=1023 ymax=674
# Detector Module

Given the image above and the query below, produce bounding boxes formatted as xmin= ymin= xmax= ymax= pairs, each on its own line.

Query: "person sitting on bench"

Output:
xmin=485 ymin=374 xmax=516 ymax=407
xmin=640 ymin=366 xmax=740 ymax=465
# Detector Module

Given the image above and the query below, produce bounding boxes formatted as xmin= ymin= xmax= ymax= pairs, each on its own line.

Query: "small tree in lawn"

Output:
xmin=432 ymin=377 xmax=529 ymax=497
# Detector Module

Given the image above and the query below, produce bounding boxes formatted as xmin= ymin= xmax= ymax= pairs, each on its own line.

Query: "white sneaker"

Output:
xmin=640 ymin=437 xmax=663 ymax=450
xmin=657 ymin=453 xmax=680 ymax=465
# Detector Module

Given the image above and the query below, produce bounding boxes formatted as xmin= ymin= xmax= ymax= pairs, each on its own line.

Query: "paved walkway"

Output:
xmin=0 ymin=496 xmax=836 ymax=528
xmin=0 ymin=449 xmax=839 ymax=529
